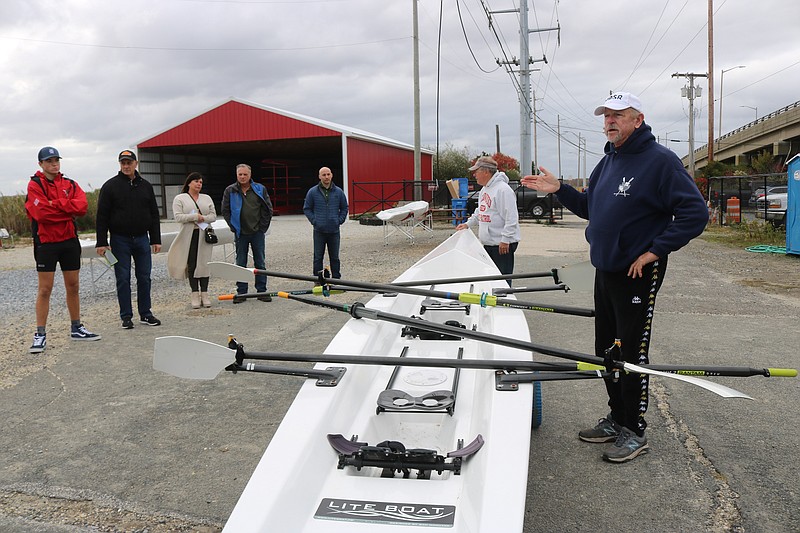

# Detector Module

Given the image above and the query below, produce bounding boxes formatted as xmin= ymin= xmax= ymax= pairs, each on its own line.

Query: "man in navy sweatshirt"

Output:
xmin=522 ymin=92 xmax=708 ymax=462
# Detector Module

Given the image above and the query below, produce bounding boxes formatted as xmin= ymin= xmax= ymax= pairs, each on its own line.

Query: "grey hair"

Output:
xmin=236 ymin=163 xmax=251 ymax=172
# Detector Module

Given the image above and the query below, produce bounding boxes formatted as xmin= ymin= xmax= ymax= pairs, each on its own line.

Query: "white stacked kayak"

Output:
xmin=222 ymin=229 xmax=534 ymax=532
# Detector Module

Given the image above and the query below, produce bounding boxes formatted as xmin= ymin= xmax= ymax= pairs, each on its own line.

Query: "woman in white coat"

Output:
xmin=167 ymin=172 xmax=217 ymax=308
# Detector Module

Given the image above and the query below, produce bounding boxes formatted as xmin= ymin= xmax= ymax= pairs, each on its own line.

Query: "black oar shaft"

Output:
xmin=230 ymin=347 xmax=788 ymax=378
xmin=391 ymin=270 xmax=555 ymax=287
xmin=282 ymin=292 xmax=603 ymax=367
xmin=239 ymin=351 xmax=570 ymax=372
xmin=493 ymin=284 xmax=567 ymax=295
xmin=254 ymin=267 xmax=592 ymax=317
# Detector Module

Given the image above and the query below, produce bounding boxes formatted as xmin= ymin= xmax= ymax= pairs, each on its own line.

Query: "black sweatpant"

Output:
xmin=594 ymin=257 xmax=667 ymax=436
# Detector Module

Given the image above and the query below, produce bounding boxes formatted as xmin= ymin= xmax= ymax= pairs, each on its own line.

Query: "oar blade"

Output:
xmin=209 ymin=261 xmax=255 ymax=283
xmin=555 ymin=261 xmax=595 ymax=292
xmin=154 ymin=336 xmax=236 ymax=380
xmin=625 ymin=363 xmax=753 ymax=400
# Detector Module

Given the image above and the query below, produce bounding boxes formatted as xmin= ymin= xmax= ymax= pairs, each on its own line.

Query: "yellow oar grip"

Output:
xmin=457 ymin=293 xmax=497 ymax=307
xmin=277 ymin=292 xmax=290 ymax=299
xmin=769 ymin=368 xmax=798 ymax=377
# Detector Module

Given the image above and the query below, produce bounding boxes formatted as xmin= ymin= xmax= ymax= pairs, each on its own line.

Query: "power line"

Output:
xmin=0 ymin=34 xmax=408 ymax=52
xmin=455 ymin=0 xmax=500 ymax=73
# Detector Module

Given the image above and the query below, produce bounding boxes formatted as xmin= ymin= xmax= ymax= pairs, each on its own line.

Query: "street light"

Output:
xmin=740 ymin=105 xmax=758 ymax=121
xmin=663 ymin=130 xmax=677 ymax=148
xmin=717 ymin=65 xmax=745 ymax=150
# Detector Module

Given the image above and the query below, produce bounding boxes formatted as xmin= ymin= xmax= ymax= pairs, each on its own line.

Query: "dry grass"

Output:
xmin=702 ymin=219 xmax=786 ymax=248
xmin=0 ymin=190 xmax=99 ymax=239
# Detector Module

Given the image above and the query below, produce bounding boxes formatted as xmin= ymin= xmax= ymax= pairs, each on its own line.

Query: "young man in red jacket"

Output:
xmin=25 ymin=146 xmax=101 ymax=354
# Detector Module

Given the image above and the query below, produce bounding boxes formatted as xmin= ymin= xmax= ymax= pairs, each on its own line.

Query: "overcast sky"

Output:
xmin=1 ymin=0 xmax=799 ymax=195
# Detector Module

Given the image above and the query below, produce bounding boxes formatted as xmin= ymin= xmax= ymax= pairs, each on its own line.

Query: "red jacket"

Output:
xmin=25 ymin=171 xmax=88 ymax=244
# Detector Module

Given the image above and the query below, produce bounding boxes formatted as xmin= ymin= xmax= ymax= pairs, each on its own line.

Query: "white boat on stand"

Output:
xmin=224 ymin=230 xmax=533 ymax=532
xmin=375 ymin=200 xmax=432 ymax=245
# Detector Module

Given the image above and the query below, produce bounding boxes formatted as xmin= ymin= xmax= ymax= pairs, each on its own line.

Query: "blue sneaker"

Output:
xmin=71 ymin=324 xmax=101 ymax=341
xmin=29 ymin=333 xmax=46 ymax=354
xmin=602 ymin=427 xmax=649 ymax=463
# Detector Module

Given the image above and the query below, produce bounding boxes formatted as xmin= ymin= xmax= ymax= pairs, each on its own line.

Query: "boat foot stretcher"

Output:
xmin=327 ymin=434 xmax=485 ymax=479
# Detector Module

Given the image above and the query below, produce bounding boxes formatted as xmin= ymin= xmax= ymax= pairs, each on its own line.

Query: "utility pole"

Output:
xmin=557 ymin=115 xmax=562 ymax=179
xmin=489 ymin=2 xmax=556 ymax=177
xmin=412 ymin=0 xmax=421 ymax=200
xmin=707 ymin=0 xmax=715 ymax=162
xmin=495 ymin=125 xmax=501 ymax=154
xmin=532 ymin=90 xmax=538 ymax=172
xmin=672 ymin=72 xmax=707 ymax=177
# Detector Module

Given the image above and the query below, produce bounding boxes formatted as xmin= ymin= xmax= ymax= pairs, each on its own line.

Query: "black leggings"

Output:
xmin=188 ymin=229 xmax=209 ymax=292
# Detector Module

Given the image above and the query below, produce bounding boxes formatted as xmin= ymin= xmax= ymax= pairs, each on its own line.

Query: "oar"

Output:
xmin=209 ymin=262 xmax=595 ymax=318
xmin=218 ymin=287 xmax=347 ymax=302
xmin=552 ymin=261 xmax=595 ymax=292
xmin=155 ymin=335 xmax=586 ymax=379
xmin=492 ymin=284 xmax=568 ymax=296
xmin=153 ymin=336 xmax=796 ymax=388
xmin=571 ymin=362 xmax=797 ymax=378
xmin=388 ymin=260 xmax=594 ymax=292
xmin=271 ymin=292 xmax=760 ymax=399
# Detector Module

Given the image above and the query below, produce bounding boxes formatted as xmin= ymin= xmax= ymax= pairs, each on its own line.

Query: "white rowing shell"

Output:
xmin=223 ymin=229 xmax=534 ymax=532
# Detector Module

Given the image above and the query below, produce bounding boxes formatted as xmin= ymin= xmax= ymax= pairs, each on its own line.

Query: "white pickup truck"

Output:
xmin=755 ymin=190 xmax=788 ymax=226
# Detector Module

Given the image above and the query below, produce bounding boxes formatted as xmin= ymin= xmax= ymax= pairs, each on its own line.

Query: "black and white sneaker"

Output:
xmin=140 ymin=315 xmax=162 ymax=327
xmin=29 ymin=333 xmax=46 ymax=354
xmin=71 ymin=324 xmax=101 ymax=341
xmin=122 ymin=318 xmax=134 ymax=329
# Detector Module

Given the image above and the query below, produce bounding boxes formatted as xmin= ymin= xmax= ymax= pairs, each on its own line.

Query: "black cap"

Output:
xmin=118 ymin=150 xmax=137 ymax=161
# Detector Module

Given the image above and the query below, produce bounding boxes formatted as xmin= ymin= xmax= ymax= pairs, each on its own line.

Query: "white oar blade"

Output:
xmin=209 ymin=261 xmax=255 ymax=283
xmin=625 ymin=363 xmax=753 ymax=400
xmin=154 ymin=336 xmax=236 ymax=380
xmin=555 ymin=261 xmax=595 ymax=292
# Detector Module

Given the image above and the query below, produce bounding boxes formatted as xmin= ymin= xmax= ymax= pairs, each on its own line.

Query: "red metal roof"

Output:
xmin=139 ymin=100 xmax=341 ymax=147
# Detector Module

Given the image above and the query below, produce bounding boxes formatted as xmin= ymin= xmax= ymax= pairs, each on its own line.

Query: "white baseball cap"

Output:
xmin=594 ymin=92 xmax=643 ymax=116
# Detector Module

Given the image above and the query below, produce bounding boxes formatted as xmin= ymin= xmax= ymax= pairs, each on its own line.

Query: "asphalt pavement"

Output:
xmin=1 ymin=216 xmax=798 ymax=532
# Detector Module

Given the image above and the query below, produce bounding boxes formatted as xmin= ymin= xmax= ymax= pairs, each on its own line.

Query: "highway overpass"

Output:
xmin=682 ymin=100 xmax=800 ymax=171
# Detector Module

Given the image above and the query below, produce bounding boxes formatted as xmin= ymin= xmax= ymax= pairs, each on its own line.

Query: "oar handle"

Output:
xmin=768 ymin=368 xmax=798 ymax=377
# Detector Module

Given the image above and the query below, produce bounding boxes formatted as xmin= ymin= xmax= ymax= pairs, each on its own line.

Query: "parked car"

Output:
xmin=750 ymin=185 xmax=788 ymax=207
xmin=466 ymin=181 xmax=562 ymax=219
xmin=755 ymin=190 xmax=789 ymax=226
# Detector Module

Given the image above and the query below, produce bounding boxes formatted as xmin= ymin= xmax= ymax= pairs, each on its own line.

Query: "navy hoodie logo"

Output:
xmin=614 ymin=177 xmax=634 ymax=197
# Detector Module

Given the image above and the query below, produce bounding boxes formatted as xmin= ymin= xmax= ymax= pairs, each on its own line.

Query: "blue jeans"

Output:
xmin=235 ymin=231 xmax=267 ymax=294
xmin=484 ymin=242 xmax=518 ymax=286
xmin=110 ymin=234 xmax=153 ymax=320
xmin=313 ymin=230 xmax=341 ymax=279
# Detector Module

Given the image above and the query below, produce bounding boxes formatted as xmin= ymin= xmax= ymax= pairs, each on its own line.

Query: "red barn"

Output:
xmin=134 ymin=98 xmax=434 ymax=218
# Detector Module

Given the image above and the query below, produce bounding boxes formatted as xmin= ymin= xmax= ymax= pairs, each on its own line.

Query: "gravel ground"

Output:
xmin=0 ymin=214 xmax=798 ymax=532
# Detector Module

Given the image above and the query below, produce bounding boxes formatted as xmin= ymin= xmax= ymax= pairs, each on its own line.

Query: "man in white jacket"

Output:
xmin=456 ymin=156 xmax=521 ymax=283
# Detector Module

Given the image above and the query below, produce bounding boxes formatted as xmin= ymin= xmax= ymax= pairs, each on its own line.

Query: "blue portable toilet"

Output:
xmin=786 ymin=154 xmax=800 ymax=255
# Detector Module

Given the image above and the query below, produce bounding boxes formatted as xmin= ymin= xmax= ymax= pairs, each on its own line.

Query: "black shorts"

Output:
xmin=35 ymin=238 xmax=82 ymax=272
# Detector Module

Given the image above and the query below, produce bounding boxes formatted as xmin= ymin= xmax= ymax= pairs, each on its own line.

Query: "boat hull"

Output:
xmin=223 ymin=230 xmax=534 ymax=532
